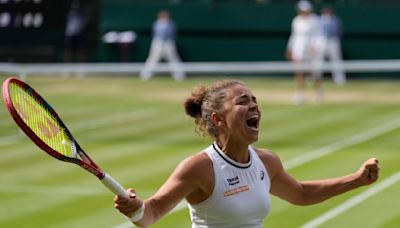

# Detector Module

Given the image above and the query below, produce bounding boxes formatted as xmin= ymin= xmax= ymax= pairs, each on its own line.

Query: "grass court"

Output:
xmin=0 ymin=75 xmax=399 ymax=228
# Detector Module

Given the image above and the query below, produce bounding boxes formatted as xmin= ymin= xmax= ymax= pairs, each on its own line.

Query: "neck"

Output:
xmin=216 ymin=138 xmax=250 ymax=163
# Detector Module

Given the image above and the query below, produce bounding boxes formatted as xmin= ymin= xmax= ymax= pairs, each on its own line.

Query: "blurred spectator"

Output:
xmin=319 ymin=6 xmax=346 ymax=85
xmin=286 ymin=0 xmax=323 ymax=105
xmin=140 ymin=10 xmax=186 ymax=81
xmin=64 ymin=0 xmax=87 ymax=62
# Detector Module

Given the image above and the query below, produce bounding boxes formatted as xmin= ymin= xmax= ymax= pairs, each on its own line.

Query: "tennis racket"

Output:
xmin=2 ymin=77 xmax=130 ymax=199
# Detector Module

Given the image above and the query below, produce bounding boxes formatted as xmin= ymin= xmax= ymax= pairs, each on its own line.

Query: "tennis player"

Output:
xmin=114 ymin=80 xmax=380 ymax=227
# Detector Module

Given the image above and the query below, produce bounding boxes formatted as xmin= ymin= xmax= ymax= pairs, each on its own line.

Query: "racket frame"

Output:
xmin=2 ymin=77 xmax=130 ymax=198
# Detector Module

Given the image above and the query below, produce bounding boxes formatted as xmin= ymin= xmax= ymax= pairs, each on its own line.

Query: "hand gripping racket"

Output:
xmin=2 ymin=77 xmax=130 ymax=199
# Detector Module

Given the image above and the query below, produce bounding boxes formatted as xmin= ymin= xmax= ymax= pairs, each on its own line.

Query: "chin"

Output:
xmin=247 ymin=135 xmax=259 ymax=144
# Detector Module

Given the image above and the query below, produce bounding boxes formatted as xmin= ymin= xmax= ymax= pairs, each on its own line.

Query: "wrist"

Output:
xmin=129 ymin=203 xmax=145 ymax=222
xmin=348 ymin=172 xmax=363 ymax=188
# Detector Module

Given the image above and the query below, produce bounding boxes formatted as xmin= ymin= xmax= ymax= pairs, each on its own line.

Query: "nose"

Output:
xmin=249 ymin=101 xmax=258 ymax=111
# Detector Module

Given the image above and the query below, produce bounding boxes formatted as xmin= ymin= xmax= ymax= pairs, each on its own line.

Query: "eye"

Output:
xmin=237 ymin=100 xmax=248 ymax=105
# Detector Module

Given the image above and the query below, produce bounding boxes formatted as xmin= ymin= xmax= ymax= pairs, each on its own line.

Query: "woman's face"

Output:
xmin=217 ymin=84 xmax=261 ymax=144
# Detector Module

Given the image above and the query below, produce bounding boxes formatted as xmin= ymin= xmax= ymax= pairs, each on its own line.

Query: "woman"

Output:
xmin=114 ymin=80 xmax=379 ymax=228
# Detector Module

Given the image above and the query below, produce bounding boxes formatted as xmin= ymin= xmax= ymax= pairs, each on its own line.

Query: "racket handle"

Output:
xmin=101 ymin=172 xmax=130 ymax=199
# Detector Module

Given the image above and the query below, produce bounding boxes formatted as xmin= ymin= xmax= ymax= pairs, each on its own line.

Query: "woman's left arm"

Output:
xmin=259 ymin=150 xmax=380 ymax=205
xmin=295 ymin=158 xmax=379 ymax=205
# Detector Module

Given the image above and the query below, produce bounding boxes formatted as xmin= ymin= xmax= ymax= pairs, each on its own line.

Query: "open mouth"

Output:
xmin=246 ymin=115 xmax=259 ymax=130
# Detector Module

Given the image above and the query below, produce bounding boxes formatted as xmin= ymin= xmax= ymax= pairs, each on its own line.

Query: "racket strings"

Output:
xmin=9 ymin=83 xmax=75 ymax=158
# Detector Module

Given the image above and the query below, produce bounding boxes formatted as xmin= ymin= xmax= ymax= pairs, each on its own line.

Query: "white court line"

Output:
xmin=284 ymin=118 xmax=400 ymax=170
xmin=301 ymin=171 xmax=400 ymax=228
xmin=113 ymin=118 xmax=400 ymax=228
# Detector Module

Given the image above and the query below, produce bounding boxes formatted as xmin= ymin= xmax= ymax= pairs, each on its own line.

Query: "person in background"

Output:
xmin=286 ymin=0 xmax=323 ymax=105
xmin=64 ymin=0 xmax=87 ymax=63
xmin=319 ymin=6 xmax=346 ymax=85
xmin=114 ymin=80 xmax=380 ymax=228
xmin=140 ymin=10 xmax=186 ymax=81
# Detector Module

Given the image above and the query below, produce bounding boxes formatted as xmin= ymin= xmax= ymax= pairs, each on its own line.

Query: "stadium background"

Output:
xmin=1 ymin=0 xmax=400 ymax=63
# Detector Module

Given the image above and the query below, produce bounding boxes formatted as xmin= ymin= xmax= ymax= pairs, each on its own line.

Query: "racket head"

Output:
xmin=2 ymin=77 xmax=104 ymax=178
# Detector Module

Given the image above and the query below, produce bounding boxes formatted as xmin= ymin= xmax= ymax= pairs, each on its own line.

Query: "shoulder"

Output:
xmin=253 ymin=147 xmax=285 ymax=179
xmin=176 ymin=151 xmax=214 ymax=203
xmin=174 ymin=151 xmax=213 ymax=185
xmin=180 ymin=151 xmax=212 ymax=170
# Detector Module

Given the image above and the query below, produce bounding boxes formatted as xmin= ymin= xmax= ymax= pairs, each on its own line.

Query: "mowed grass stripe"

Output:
xmin=262 ymin=105 xmax=376 ymax=144
xmin=26 ymin=127 xmax=196 ymax=187
xmin=284 ymin=117 xmax=400 ymax=169
xmin=258 ymin=105 xmax=400 ymax=157
xmin=0 ymin=154 xmax=177 ymax=221
xmin=80 ymin=111 xmax=188 ymax=142
xmin=0 ymin=113 xmax=198 ymax=223
xmin=0 ymin=105 xmax=158 ymax=147
xmin=0 ymin=106 xmax=192 ymax=174
xmin=0 ymin=193 xmax=99 ymax=224
xmin=0 ymin=193 xmax=115 ymax=227
xmin=301 ymin=172 xmax=400 ymax=228
xmin=0 ymin=102 xmax=114 ymax=136
xmin=0 ymin=141 xmax=189 ymax=224
xmin=67 ymin=108 xmax=161 ymax=132
xmin=0 ymin=121 xmax=195 ymax=184
xmin=264 ymin=131 xmax=400 ymax=226
xmin=0 ymin=107 xmax=180 ymax=168
xmin=332 ymin=178 xmax=400 ymax=228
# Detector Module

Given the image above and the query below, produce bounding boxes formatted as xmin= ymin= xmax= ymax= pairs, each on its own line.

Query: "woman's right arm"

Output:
xmin=114 ymin=152 xmax=211 ymax=227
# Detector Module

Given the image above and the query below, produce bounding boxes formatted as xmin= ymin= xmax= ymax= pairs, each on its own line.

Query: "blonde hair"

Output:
xmin=183 ymin=80 xmax=245 ymax=138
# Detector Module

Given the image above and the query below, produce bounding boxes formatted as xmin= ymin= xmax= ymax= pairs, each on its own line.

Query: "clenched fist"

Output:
xmin=356 ymin=158 xmax=380 ymax=185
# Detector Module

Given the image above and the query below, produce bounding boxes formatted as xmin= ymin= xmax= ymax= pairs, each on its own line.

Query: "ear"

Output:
xmin=211 ymin=112 xmax=223 ymax=127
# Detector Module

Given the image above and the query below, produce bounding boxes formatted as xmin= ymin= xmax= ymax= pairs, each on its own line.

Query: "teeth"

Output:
xmin=248 ymin=115 xmax=258 ymax=120
xmin=246 ymin=115 xmax=259 ymax=129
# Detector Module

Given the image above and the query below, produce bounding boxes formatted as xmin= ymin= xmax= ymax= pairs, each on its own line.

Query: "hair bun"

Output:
xmin=184 ymin=86 xmax=207 ymax=118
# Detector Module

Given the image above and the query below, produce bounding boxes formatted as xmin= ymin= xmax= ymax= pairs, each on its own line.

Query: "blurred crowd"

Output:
xmin=64 ymin=0 xmax=346 ymax=94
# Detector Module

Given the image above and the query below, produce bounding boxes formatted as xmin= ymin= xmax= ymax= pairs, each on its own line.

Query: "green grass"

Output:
xmin=0 ymin=75 xmax=399 ymax=228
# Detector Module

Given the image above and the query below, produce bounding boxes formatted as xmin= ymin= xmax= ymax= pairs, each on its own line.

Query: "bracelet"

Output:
xmin=129 ymin=203 xmax=145 ymax=222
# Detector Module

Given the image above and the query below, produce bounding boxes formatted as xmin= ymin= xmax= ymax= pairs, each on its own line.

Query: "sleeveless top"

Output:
xmin=188 ymin=142 xmax=271 ymax=228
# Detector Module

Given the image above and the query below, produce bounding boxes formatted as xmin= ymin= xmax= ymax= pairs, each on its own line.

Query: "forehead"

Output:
xmin=226 ymin=84 xmax=254 ymax=99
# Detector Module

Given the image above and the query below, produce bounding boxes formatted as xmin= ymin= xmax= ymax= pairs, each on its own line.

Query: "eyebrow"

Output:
xmin=236 ymin=94 xmax=257 ymax=102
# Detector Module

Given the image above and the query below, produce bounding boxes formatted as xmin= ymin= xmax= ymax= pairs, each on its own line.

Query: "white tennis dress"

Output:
xmin=188 ymin=142 xmax=271 ymax=228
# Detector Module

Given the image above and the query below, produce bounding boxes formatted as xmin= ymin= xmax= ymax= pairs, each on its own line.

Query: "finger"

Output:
xmin=367 ymin=158 xmax=379 ymax=165
xmin=368 ymin=171 xmax=379 ymax=180
xmin=368 ymin=174 xmax=378 ymax=181
xmin=115 ymin=203 xmax=137 ymax=211
xmin=114 ymin=195 xmax=128 ymax=203
xmin=365 ymin=162 xmax=379 ymax=170
xmin=127 ymin=188 xmax=137 ymax=198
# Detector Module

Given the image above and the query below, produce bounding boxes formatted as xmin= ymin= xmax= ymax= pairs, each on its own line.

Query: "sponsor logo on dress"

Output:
xmin=227 ymin=176 xmax=240 ymax=186
xmin=260 ymin=170 xmax=265 ymax=180
xmin=224 ymin=185 xmax=250 ymax=197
